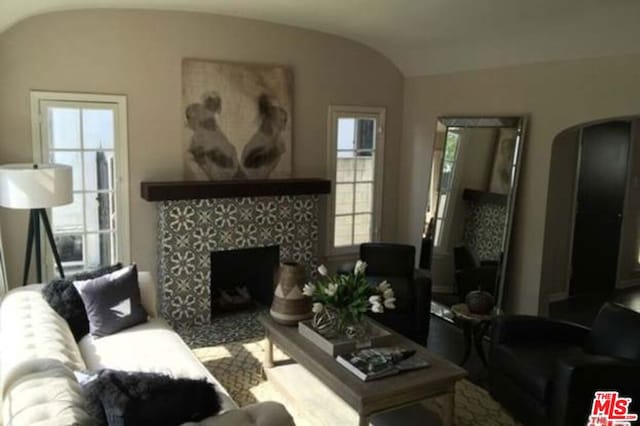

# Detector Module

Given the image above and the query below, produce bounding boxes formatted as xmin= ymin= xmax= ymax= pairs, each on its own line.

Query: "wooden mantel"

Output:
xmin=140 ymin=178 xmax=332 ymax=201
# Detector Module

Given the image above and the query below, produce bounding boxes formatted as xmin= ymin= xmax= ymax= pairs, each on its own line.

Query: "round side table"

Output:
xmin=450 ymin=303 xmax=496 ymax=367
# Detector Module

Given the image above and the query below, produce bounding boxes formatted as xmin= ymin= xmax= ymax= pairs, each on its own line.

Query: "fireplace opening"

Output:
xmin=210 ymin=245 xmax=280 ymax=316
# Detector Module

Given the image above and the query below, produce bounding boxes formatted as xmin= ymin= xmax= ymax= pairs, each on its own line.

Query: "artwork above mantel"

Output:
xmin=140 ymin=178 xmax=331 ymax=201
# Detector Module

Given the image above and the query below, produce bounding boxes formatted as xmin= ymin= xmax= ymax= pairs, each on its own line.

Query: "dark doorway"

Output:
xmin=570 ymin=121 xmax=631 ymax=296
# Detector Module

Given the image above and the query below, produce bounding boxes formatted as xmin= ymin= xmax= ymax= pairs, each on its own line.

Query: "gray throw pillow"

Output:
xmin=74 ymin=264 xmax=148 ymax=338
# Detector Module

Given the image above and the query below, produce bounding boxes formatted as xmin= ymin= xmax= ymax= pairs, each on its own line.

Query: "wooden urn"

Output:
xmin=270 ymin=262 xmax=312 ymax=325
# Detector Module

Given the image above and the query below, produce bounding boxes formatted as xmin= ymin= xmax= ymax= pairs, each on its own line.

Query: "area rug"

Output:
xmin=192 ymin=337 xmax=521 ymax=426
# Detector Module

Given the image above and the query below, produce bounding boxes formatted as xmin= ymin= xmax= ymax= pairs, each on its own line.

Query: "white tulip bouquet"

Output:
xmin=302 ymin=260 xmax=396 ymax=335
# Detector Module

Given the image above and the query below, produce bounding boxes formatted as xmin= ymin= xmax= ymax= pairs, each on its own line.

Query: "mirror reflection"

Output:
xmin=422 ymin=117 xmax=525 ymax=312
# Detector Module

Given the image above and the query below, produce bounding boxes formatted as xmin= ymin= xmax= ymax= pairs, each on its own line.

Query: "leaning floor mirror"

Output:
xmin=422 ymin=117 xmax=526 ymax=313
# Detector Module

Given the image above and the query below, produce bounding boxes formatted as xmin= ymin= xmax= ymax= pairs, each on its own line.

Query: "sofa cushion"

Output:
xmin=2 ymin=359 xmax=91 ymax=426
xmin=1 ymin=285 xmax=87 ymax=387
xmin=588 ymin=302 xmax=640 ymax=362
xmin=81 ymin=369 xmax=221 ymax=425
xmin=79 ymin=318 xmax=237 ymax=412
xmin=72 ymin=263 xmax=125 ymax=281
xmin=492 ymin=343 xmax=584 ymax=401
xmin=187 ymin=402 xmax=294 ymax=426
xmin=42 ymin=263 xmax=123 ymax=341
xmin=74 ymin=265 xmax=148 ymax=337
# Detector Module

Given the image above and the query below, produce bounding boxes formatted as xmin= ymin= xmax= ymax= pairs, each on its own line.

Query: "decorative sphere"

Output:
xmin=465 ymin=290 xmax=495 ymax=315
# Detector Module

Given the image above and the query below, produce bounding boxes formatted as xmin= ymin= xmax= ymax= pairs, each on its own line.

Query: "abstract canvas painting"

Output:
xmin=182 ymin=59 xmax=293 ymax=180
xmin=489 ymin=128 xmax=517 ymax=194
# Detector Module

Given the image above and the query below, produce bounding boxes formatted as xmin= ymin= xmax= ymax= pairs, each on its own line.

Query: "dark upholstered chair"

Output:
xmin=453 ymin=245 xmax=499 ymax=302
xmin=489 ymin=303 xmax=640 ymax=426
xmin=339 ymin=243 xmax=432 ymax=345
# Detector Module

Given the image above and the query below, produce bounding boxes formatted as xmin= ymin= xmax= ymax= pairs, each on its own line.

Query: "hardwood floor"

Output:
xmin=549 ymin=285 xmax=640 ymax=326
xmin=427 ymin=314 xmax=489 ymax=388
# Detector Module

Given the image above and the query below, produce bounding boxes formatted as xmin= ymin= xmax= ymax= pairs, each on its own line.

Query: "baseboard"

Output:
xmin=546 ymin=292 xmax=569 ymax=303
xmin=432 ymin=285 xmax=454 ymax=294
xmin=618 ymin=277 xmax=640 ymax=289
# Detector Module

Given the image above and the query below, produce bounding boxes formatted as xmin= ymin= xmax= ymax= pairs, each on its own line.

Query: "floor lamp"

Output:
xmin=0 ymin=164 xmax=73 ymax=285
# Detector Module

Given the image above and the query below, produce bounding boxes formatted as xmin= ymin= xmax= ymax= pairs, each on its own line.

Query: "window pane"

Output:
xmin=336 ymin=158 xmax=355 ymax=182
xmin=49 ymin=107 xmax=80 ymax=149
xmin=335 ymin=183 xmax=354 ymax=214
xmin=84 ymin=151 xmax=114 ymax=191
xmin=337 ymin=150 xmax=355 ymax=159
xmin=85 ymin=192 xmax=113 ymax=232
xmin=55 ymin=234 xmax=83 ymax=264
xmin=86 ymin=233 xmax=114 ymax=268
xmin=334 ymin=215 xmax=353 ymax=247
xmin=353 ymin=214 xmax=372 ymax=244
xmin=337 ymin=118 xmax=356 ymax=151
xmin=437 ymin=194 xmax=448 ymax=217
xmin=356 ymin=119 xmax=376 ymax=150
xmin=52 ymin=193 xmax=83 ymax=233
xmin=356 ymin=155 xmax=374 ymax=181
xmin=435 ymin=219 xmax=444 ymax=245
xmin=355 ymin=182 xmax=373 ymax=213
xmin=51 ymin=151 xmax=82 ymax=191
xmin=83 ymin=108 xmax=114 ymax=149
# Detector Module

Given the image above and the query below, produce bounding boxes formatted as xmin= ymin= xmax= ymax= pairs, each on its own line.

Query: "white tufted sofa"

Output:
xmin=0 ymin=272 xmax=293 ymax=426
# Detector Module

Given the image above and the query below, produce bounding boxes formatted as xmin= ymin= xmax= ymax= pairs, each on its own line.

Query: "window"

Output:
xmin=433 ymin=129 xmax=461 ymax=246
xmin=327 ymin=106 xmax=385 ymax=254
xmin=31 ymin=92 xmax=130 ymax=277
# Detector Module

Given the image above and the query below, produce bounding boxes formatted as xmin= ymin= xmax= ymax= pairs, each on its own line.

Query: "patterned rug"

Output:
xmin=192 ymin=337 xmax=521 ymax=425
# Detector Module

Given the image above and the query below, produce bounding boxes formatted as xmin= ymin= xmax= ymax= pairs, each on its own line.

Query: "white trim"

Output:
xmin=432 ymin=285 xmax=454 ymax=294
xmin=618 ymin=277 xmax=640 ymax=289
xmin=30 ymin=91 xmax=130 ymax=278
xmin=546 ymin=291 xmax=569 ymax=303
xmin=615 ymin=121 xmax=635 ymax=287
xmin=0 ymin=225 xmax=8 ymax=297
xmin=326 ymin=105 xmax=386 ymax=257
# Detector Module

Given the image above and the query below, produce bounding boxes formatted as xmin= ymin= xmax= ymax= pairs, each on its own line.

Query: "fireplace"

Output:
xmin=210 ymin=245 xmax=279 ymax=316
xmin=154 ymin=194 xmax=325 ymax=326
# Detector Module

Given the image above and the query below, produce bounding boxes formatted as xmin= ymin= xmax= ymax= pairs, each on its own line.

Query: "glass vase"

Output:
xmin=338 ymin=314 xmax=368 ymax=340
xmin=312 ymin=306 xmax=368 ymax=340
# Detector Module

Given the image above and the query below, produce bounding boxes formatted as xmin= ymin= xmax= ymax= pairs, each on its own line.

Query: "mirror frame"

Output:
xmin=428 ymin=115 xmax=527 ymax=311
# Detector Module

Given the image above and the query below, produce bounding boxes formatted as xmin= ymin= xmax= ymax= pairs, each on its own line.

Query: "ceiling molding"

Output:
xmin=2 ymin=0 xmax=640 ymax=77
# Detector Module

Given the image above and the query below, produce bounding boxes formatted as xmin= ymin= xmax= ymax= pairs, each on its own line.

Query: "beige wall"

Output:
xmin=539 ymin=128 xmax=579 ymax=312
xmin=0 ymin=9 xmax=404 ymax=287
xmin=400 ymin=54 xmax=640 ymax=314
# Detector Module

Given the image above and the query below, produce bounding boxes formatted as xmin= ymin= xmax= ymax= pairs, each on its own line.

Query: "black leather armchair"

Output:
xmin=339 ymin=243 xmax=432 ymax=345
xmin=489 ymin=303 xmax=640 ymax=426
xmin=453 ymin=245 xmax=499 ymax=302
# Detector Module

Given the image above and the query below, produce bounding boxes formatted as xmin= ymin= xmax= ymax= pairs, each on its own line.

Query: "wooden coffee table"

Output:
xmin=260 ymin=315 xmax=467 ymax=426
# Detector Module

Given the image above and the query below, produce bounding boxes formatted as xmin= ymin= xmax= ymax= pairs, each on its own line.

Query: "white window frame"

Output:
xmin=433 ymin=129 xmax=462 ymax=248
xmin=30 ymin=91 xmax=130 ymax=279
xmin=326 ymin=105 xmax=386 ymax=256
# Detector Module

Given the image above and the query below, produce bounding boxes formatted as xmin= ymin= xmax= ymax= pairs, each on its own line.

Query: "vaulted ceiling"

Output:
xmin=2 ymin=0 xmax=640 ymax=76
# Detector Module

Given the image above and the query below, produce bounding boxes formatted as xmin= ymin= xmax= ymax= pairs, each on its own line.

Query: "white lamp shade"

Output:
xmin=0 ymin=163 xmax=73 ymax=209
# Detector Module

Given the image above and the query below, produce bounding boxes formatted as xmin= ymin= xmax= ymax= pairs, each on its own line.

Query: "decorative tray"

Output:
xmin=298 ymin=319 xmax=394 ymax=356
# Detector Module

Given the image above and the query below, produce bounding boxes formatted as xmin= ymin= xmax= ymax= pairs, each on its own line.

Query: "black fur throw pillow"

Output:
xmin=81 ymin=369 xmax=222 ymax=426
xmin=42 ymin=263 xmax=123 ymax=341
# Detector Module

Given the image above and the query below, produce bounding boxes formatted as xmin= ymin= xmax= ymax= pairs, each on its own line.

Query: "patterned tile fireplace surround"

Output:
xmin=157 ymin=194 xmax=320 ymax=328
